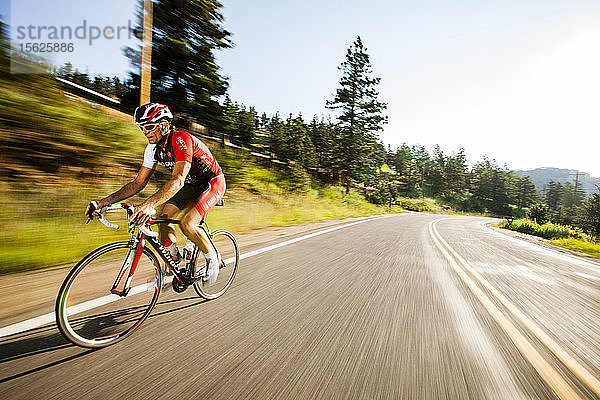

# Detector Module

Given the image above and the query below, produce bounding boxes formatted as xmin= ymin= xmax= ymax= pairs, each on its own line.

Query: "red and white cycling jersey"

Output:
xmin=142 ymin=130 xmax=222 ymax=185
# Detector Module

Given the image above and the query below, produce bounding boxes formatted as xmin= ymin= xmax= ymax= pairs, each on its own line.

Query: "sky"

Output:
xmin=3 ymin=0 xmax=600 ymax=176
xmin=2 ymin=0 xmax=137 ymax=77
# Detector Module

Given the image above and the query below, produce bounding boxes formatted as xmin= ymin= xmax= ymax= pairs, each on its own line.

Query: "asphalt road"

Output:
xmin=2 ymin=213 xmax=600 ymax=399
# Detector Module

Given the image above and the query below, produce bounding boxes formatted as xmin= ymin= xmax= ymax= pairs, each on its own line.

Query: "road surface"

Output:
xmin=1 ymin=213 xmax=600 ymax=399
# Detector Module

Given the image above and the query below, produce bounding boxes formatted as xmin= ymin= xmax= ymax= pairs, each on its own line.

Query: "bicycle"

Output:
xmin=55 ymin=203 xmax=239 ymax=348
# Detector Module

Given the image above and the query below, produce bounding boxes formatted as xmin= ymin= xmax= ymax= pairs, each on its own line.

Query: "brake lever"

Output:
xmin=125 ymin=205 xmax=157 ymax=237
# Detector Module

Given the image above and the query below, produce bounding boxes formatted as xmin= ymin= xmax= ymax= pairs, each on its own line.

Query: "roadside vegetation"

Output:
xmin=497 ymin=191 xmax=600 ymax=257
xmin=498 ymin=218 xmax=600 ymax=258
xmin=497 ymin=219 xmax=586 ymax=240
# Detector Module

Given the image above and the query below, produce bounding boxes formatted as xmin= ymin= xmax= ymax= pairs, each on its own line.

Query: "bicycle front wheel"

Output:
xmin=56 ymin=241 xmax=162 ymax=348
xmin=194 ymin=230 xmax=239 ymax=300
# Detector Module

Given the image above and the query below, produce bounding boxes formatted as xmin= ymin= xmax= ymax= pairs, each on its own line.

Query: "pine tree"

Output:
xmin=445 ymin=148 xmax=468 ymax=194
xmin=544 ymin=180 xmax=562 ymax=211
xmin=515 ymin=176 xmax=538 ymax=210
xmin=234 ymin=105 xmax=257 ymax=145
xmin=56 ymin=62 xmax=74 ymax=79
xmin=411 ymin=145 xmax=430 ymax=198
xmin=428 ymin=145 xmax=446 ymax=197
xmin=258 ymin=113 xmax=269 ymax=131
xmin=392 ymin=144 xmax=422 ymax=197
xmin=308 ymin=116 xmax=336 ymax=168
xmin=266 ymin=114 xmax=287 ymax=157
xmin=125 ymin=0 xmax=231 ymax=128
xmin=470 ymin=157 xmax=512 ymax=214
xmin=221 ymin=95 xmax=237 ymax=135
xmin=581 ymin=186 xmax=600 ymax=239
xmin=326 ymin=36 xmax=387 ymax=191
xmin=285 ymin=114 xmax=317 ymax=167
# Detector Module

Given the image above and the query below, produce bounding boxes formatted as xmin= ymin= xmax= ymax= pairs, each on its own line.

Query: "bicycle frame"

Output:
xmin=110 ymin=217 xmax=214 ymax=297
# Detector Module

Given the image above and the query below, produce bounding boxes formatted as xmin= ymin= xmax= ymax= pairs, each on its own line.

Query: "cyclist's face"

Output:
xmin=141 ymin=122 xmax=166 ymax=143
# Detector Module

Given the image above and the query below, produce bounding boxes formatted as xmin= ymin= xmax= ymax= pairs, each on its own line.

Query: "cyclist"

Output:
xmin=85 ymin=103 xmax=225 ymax=286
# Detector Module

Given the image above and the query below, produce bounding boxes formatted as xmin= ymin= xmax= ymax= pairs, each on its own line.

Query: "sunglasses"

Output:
xmin=139 ymin=123 xmax=159 ymax=133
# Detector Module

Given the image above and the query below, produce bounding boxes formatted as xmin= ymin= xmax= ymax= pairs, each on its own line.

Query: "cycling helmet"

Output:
xmin=134 ymin=103 xmax=173 ymax=125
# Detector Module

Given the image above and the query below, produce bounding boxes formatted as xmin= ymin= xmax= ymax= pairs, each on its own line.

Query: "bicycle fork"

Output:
xmin=111 ymin=238 xmax=145 ymax=297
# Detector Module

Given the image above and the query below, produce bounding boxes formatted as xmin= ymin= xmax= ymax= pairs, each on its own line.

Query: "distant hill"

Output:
xmin=514 ymin=168 xmax=599 ymax=195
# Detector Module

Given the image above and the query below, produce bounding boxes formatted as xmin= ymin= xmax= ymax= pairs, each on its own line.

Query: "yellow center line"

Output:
xmin=429 ymin=219 xmax=585 ymax=400
xmin=431 ymin=219 xmax=600 ymax=397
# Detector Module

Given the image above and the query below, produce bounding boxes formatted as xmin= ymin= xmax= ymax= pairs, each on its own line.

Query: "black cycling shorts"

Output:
xmin=166 ymin=182 xmax=209 ymax=211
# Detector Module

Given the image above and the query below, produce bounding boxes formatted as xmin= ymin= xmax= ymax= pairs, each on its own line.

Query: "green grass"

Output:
xmin=549 ymin=238 xmax=600 ymax=258
xmin=0 ymin=182 xmax=396 ymax=274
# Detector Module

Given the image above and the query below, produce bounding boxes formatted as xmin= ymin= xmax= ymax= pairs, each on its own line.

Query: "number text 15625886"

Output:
xmin=19 ymin=43 xmax=74 ymax=53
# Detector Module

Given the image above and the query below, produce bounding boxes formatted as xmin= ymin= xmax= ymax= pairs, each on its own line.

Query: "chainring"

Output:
xmin=171 ymin=276 xmax=188 ymax=293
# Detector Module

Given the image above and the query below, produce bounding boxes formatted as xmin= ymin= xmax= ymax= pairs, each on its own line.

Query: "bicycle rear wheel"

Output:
xmin=56 ymin=241 xmax=162 ymax=348
xmin=194 ymin=230 xmax=239 ymax=300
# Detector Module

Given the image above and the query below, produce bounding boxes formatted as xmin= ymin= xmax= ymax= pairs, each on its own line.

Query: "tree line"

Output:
xmin=54 ymin=62 xmax=129 ymax=100
xmin=529 ymin=181 xmax=600 ymax=238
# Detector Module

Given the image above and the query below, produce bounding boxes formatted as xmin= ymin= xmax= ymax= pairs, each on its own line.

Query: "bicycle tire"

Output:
xmin=193 ymin=230 xmax=239 ymax=300
xmin=56 ymin=241 xmax=162 ymax=348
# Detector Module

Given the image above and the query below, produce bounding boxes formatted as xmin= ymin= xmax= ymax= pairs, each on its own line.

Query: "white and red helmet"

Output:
xmin=134 ymin=103 xmax=173 ymax=125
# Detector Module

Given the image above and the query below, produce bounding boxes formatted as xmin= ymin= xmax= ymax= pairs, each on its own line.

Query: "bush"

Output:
xmin=528 ymin=203 xmax=549 ymax=224
xmin=499 ymin=219 xmax=586 ymax=240
xmin=368 ymin=183 xmax=398 ymax=206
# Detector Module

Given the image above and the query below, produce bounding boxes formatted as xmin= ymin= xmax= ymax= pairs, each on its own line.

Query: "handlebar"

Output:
xmin=87 ymin=202 xmax=159 ymax=238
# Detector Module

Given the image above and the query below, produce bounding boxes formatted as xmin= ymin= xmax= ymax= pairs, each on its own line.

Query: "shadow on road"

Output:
xmin=0 ymin=296 xmax=206 ymax=383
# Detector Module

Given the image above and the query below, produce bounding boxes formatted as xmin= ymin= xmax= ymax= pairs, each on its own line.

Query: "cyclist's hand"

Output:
xmin=128 ymin=203 xmax=155 ymax=226
xmin=85 ymin=201 xmax=99 ymax=222
xmin=85 ymin=200 xmax=109 ymax=221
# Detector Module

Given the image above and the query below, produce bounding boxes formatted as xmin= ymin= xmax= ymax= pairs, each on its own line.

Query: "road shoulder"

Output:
xmin=486 ymin=223 xmax=600 ymax=266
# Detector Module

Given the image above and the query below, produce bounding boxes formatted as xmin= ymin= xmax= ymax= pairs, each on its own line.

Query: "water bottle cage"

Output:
xmin=183 ymin=247 xmax=195 ymax=262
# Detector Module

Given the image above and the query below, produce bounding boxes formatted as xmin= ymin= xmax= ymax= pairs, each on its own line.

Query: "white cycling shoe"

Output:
xmin=201 ymin=254 xmax=220 ymax=286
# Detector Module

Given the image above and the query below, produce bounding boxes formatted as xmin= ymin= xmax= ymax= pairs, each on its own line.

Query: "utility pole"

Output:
xmin=420 ymin=163 xmax=425 ymax=198
xmin=140 ymin=0 xmax=153 ymax=105
xmin=569 ymin=171 xmax=582 ymax=207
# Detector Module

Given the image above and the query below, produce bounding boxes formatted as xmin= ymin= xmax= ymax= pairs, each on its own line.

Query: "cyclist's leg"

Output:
xmin=180 ymin=174 xmax=226 ymax=260
xmin=160 ymin=184 xmax=204 ymax=245
xmin=180 ymin=207 xmax=211 ymax=254
xmin=158 ymin=203 xmax=180 ymax=245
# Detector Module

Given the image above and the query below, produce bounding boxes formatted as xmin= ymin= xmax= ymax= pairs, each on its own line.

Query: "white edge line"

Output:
xmin=0 ymin=214 xmax=396 ymax=338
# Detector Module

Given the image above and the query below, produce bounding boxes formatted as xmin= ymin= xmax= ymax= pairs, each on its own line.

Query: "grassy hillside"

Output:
xmin=0 ymin=75 xmax=401 ymax=274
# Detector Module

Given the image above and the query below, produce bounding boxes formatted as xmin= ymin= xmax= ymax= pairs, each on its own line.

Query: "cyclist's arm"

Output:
xmin=129 ymin=161 xmax=190 ymax=224
xmin=97 ymin=166 xmax=155 ymax=208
